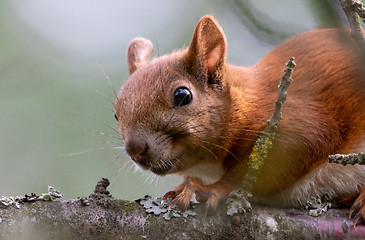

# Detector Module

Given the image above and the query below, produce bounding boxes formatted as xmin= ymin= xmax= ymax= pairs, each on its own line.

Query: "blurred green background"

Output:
xmin=0 ymin=0 xmax=349 ymax=200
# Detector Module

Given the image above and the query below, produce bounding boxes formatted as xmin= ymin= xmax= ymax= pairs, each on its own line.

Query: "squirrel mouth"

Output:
xmin=132 ymin=156 xmax=177 ymax=176
xmin=151 ymin=166 xmax=171 ymax=175
xmin=150 ymin=161 xmax=177 ymax=175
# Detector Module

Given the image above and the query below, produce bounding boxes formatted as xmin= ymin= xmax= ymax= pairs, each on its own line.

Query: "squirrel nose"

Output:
xmin=125 ymin=139 xmax=149 ymax=164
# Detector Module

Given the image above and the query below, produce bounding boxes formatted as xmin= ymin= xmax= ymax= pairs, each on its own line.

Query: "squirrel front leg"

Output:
xmin=164 ymin=163 xmax=245 ymax=214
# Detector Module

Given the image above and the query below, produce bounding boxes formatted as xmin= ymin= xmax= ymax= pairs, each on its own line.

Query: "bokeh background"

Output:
xmin=0 ymin=0 xmax=351 ymax=200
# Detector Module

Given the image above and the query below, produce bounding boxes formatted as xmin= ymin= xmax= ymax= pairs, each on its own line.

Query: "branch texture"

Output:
xmin=340 ymin=0 xmax=365 ymax=49
xmin=1 ymin=178 xmax=365 ymax=239
xmin=1 ymin=192 xmax=365 ymax=239
xmin=227 ymin=58 xmax=295 ymax=215
xmin=329 ymin=153 xmax=365 ymax=165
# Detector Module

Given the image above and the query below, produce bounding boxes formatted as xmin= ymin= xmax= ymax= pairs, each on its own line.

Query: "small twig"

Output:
xmin=0 ymin=186 xmax=63 ymax=209
xmin=243 ymin=57 xmax=295 ymax=193
xmin=328 ymin=153 xmax=365 ymax=165
xmin=353 ymin=0 xmax=365 ymax=20
xmin=340 ymin=0 xmax=365 ymax=48
xmin=227 ymin=57 xmax=295 ymax=215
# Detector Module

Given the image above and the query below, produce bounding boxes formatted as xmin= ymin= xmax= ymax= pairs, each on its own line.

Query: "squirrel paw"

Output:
xmin=162 ymin=179 xmax=195 ymax=211
xmin=349 ymin=186 xmax=365 ymax=226
xmin=163 ymin=177 xmax=227 ymax=215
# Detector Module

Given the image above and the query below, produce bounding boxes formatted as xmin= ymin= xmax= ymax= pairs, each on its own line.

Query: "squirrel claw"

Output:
xmin=168 ymin=197 xmax=179 ymax=209
xmin=167 ymin=197 xmax=186 ymax=211
xmin=163 ymin=182 xmax=193 ymax=211
xmin=350 ymin=204 xmax=365 ymax=227
xmin=349 ymin=202 xmax=360 ymax=219
xmin=353 ymin=212 xmax=362 ymax=227
xmin=168 ymin=193 xmax=192 ymax=211
xmin=162 ymin=191 xmax=178 ymax=200
xmin=349 ymin=186 xmax=365 ymax=226
xmin=204 ymin=196 xmax=219 ymax=216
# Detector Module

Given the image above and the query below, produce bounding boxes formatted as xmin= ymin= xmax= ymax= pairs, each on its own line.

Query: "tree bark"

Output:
xmin=1 ymin=189 xmax=365 ymax=240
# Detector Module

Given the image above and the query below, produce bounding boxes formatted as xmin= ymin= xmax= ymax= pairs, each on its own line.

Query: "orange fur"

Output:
xmin=115 ymin=16 xmax=365 ymax=219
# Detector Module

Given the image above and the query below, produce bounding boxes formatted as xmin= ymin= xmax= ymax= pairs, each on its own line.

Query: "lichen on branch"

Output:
xmin=244 ymin=56 xmax=295 ymax=192
xmin=340 ymin=0 xmax=365 ymax=48
xmin=328 ymin=153 xmax=365 ymax=165
xmin=227 ymin=57 xmax=295 ymax=215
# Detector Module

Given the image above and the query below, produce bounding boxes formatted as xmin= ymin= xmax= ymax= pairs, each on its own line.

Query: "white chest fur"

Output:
xmin=177 ymin=162 xmax=225 ymax=185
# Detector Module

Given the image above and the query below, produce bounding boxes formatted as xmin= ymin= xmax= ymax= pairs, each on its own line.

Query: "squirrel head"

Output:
xmin=114 ymin=15 xmax=232 ymax=176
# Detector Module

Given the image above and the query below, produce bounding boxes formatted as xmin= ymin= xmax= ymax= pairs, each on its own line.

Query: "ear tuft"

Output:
xmin=187 ymin=15 xmax=227 ymax=85
xmin=127 ymin=38 xmax=153 ymax=75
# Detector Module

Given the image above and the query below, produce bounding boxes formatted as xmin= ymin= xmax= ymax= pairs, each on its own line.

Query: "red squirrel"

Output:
xmin=114 ymin=15 xmax=365 ymax=219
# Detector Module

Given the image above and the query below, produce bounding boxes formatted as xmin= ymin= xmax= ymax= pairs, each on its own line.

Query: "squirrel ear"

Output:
xmin=127 ymin=38 xmax=153 ymax=75
xmin=187 ymin=15 xmax=227 ymax=85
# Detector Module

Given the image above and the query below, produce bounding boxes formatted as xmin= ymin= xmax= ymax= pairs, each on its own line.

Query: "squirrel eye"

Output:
xmin=114 ymin=111 xmax=118 ymax=121
xmin=173 ymin=87 xmax=192 ymax=107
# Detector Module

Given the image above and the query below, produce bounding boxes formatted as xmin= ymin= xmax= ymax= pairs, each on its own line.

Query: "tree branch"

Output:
xmin=340 ymin=0 xmax=365 ymax=50
xmin=329 ymin=153 xmax=365 ymax=165
xmin=1 ymin=178 xmax=365 ymax=239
